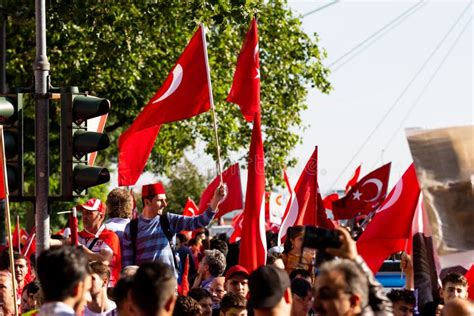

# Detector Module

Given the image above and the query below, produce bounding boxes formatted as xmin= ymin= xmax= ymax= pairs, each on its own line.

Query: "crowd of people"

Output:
xmin=0 ymin=182 xmax=472 ymax=316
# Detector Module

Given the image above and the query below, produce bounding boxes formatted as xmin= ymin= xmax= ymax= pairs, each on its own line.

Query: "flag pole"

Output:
xmin=200 ymin=24 xmax=224 ymax=184
xmin=0 ymin=127 xmax=19 ymax=316
xmin=16 ymin=215 xmax=20 ymax=251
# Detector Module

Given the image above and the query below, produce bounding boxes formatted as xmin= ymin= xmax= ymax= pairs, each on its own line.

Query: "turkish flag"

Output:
xmin=181 ymin=198 xmax=200 ymax=239
xmin=357 ymin=164 xmax=420 ymax=273
xmin=23 ymin=227 xmax=36 ymax=258
xmin=345 ymin=164 xmax=361 ymax=193
xmin=238 ymin=114 xmax=267 ymax=272
xmin=198 ymin=163 xmax=243 ymax=218
xmin=332 ymin=163 xmax=391 ymax=220
xmin=118 ymin=26 xmax=211 ymax=186
xmin=466 ymin=265 xmax=474 ymax=300
xmin=322 ymin=193 xmax=339 ymax=210
xmin=279 ymin=148 xmax=335 ymax=243
xmin=229 ymin=211 xmax=244 ymax=244
xmin=227 ymin=17 xmax=260 ymax=122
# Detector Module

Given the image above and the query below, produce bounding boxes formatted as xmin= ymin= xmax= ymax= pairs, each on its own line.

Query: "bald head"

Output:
xmin=442 ymin=298 xmax=474 ymax=316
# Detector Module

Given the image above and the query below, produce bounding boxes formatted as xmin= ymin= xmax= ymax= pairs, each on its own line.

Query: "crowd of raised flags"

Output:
xmin=0 ymin=17 xmax=471 ymax=316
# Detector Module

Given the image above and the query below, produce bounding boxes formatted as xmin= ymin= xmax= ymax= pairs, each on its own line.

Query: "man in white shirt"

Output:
xmin=84 ymin=261 xmax=117 ymax=316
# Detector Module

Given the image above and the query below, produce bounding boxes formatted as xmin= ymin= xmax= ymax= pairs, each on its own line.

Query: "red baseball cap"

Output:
xmin=142 ymin=182 xmax=166 ymax=199
xmin=225 ymin=265 xmax=249 ymax=280
xmin=77 ymin=198 xmax=106 ymax=215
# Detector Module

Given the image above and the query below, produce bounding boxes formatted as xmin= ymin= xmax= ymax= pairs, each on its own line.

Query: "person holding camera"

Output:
xmin=314 ymin=227 xmax=393 ymax=316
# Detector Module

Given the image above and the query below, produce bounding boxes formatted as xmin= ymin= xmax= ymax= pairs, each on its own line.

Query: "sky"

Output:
xmin=111 ymin=0 xmax=472 ymax=196
xmin=286 ymin=0 xmax=472 ymax=193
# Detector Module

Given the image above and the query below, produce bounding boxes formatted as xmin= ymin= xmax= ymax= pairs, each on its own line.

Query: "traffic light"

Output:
xmin=60 ymin=87 xmax=110 ymax=198
xmin=0 ymin=93 xmax=23 ymax=200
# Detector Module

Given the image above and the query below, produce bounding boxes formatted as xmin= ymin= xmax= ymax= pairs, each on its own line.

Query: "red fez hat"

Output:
xmin=142 ymin=182 xmax=166 ymax=198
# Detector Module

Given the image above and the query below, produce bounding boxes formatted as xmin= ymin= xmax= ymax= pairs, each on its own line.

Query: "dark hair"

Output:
xmin=220 ymin=292 xmax=246 ymax=312
xmin=387 ymin=289 xmax=416 ymax=305
xmin=289 ymin=269 xmax=312 ymax=280
xmin=112 ymin=276 xmax=134 ymax=309
xmin=188 ymin=288 xmax=212 ymax=302
xmin=291 ymin=278 xmax=312 ymax=298
xmin=106 ymin=188 xmax=133 ymax=218
xmin=189 ymin=238 xmax=200 ymax=247
xmin=210 ymin=238 xmax=228 ymax=257
xmin=172 ymin=295 xmax=202 ymax=316
xmin=176 ymin=233 xmax=188 ymax=245
xmin=204 ymin=249 xmax=226 ymax=277
xmin=24 ymin=279 xmax=41 ymax=295
xmin=130 ymin=261 xmax=176 ymax=315
xmin=13 ymin=252 xmax=26 ymax=261
xmin=37 ymin=246 xmax=89 ymax=302
xmin=89 ymin=260 xmax=111 ymax=282
xmin=441 ymin=272 xmax=468 ymax=288
xmin=283 ymin=225 xmax=304 ymax=254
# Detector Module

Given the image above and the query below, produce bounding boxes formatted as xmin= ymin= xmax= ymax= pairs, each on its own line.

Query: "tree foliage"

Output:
xmin=3 ymin=0 xmax=331 ymax=197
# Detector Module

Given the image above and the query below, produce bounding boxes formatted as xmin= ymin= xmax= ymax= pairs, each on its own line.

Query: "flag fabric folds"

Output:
xmin=345 ymin=164 xmax=361 ymax=193
xmin=279 ymin=148 xmax=335 ymax=244
xmin=181 ymin=198 xmax=200 ymax=239
xmin=227 ymin=17 xmax=260 ymax=121
xmin=238 ymin=114 xmax=267 ymax=272
xmin=229 ymin=211 xmax=244 ymax=244
xmin=198 ymin=163 xmax=243 ymax=218
xmin=118 ymin=26 xmax=211 ymax=186
xmin=357 ymin=164 xmax=420 ymax=273
xmin=332 ymin=162 xmax=391 ymax=220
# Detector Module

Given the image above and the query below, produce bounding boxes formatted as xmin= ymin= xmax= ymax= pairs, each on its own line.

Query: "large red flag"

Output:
xmin=279 ymin=148 xmax=335 ymax=243
xmin=238 ymin=114 xmax=266 ymax=272
xmin=357 ymin=164 xmax=420 ymax=273
xmin=345 ymin=164 xmax=361 ymax=193
xmin=199 ymin=163 xmax=243 ymax=218
xmin=227 ymin=17 xmax=260 ymax=122
xmin=332 ymin=163 xmax=391 ymax=220
xmin=118 ymin=26 xmax=211 ymax=186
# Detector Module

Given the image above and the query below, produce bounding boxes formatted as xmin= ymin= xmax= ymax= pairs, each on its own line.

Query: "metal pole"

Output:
xmin=34 ymin=0 xmax=50 ymax=256
xmin=0 ymin=13 xmax=6 ymax=94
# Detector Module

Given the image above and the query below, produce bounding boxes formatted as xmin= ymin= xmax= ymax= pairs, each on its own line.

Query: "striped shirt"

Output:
xmin=122 ymin=207 xmax=216 ymax=275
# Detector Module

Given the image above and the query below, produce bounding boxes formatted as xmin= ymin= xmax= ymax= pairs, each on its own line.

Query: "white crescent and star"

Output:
xmin=152 ymin=64 xmax=183 ymax=104
xmin=376 ymin=180 xmax=403 ymax=213
xmin=360 ymin=178 xmax=383 ymax=202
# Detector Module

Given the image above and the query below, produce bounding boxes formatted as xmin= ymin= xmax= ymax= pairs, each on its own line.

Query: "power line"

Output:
xmin=373 ymin=15 xmax=473 ymax=169
xmin=302 ymin=1 xmax=339 ymax=18
xmin=331 ymin=2 xmax=427 ymax=73
xmin=329 ymin=1 xmax=472 ymax=191
xmin=328 ymin=1 xmax=425 ymax=69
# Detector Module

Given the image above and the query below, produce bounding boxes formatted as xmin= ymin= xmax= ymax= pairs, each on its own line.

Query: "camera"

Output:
xmin=302 ymin=226 xmax=341 ymax=250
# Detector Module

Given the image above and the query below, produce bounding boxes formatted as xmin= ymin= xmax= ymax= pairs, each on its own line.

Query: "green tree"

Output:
xmin=165 ymin=158 xmax=208 ymax=214
xmin=3 ymin=1 xmax=331 ymax=214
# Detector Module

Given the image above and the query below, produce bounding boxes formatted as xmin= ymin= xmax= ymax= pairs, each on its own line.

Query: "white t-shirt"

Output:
xmin=104 ymin=217 xmax=130 ymax=245
xmin=84 ymin=300 xmax=117 ymax=316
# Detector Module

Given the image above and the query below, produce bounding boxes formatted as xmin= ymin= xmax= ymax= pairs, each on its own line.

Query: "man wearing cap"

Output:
xmin=248 ymin=265 xmax=292 ymax=316
xmin=225 ymin=265 xmax=249 ymax=298
xmin=122 ymin=182 xmax=227 ymax=276
xmin=77 ymin=198 xmax=121 ymax=286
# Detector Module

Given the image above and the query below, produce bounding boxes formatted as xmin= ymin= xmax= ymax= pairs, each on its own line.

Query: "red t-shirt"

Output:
xmin=78 ymin=228 xmax=121 ymax=286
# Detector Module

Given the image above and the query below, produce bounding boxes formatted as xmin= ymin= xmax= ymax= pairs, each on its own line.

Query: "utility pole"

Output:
xmin=34 ymin=0 xmax=50 ymax=255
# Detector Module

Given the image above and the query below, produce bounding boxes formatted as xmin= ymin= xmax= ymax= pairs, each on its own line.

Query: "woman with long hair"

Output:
xmin=281 ymin=226 xmax=315 ymax=276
